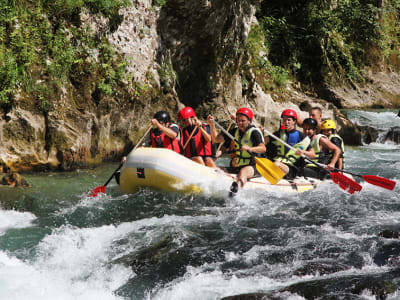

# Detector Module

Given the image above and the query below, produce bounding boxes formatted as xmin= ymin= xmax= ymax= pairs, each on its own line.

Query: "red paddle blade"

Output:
xmin=89 ymin=185 xmax=105 ymax=197
xmin=330 ymin=172 xmax=362 ymax=194
xmin=362 ymin=175 xmax=396 ymax=191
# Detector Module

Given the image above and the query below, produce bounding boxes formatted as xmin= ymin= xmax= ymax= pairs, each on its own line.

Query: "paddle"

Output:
xmin=89 ymin=125 xmax=152 ymax=197
xmin=262 ymin=128 xmax=362 ymax=194
xmin=216 ymin=119 xmax=234 ymax=153
xmin=183 ymin=125 xmax=198 ymax=150
xmin=332 ymin=168 xmax=396 ymax=191
xmin=213 ymin=120 xmax=285 ymax=184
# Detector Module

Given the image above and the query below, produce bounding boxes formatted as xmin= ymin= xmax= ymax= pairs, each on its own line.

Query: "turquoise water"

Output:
xmin=0 ymin=110 xmax=400 ymax=299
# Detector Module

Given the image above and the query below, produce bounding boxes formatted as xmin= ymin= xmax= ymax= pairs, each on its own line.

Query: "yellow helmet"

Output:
xmin=321 ymin=119 xmax=336 ymax=130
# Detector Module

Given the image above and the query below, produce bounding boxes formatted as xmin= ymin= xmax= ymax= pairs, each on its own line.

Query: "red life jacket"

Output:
xmin=150 ymin=125 xmax=183 ymax=154
xmin=183 ymin=124 xmax=213 ymax=158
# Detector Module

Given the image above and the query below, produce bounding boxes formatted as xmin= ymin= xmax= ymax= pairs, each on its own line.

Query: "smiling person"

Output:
xmin=177 ymin=106 xmax=216 ymax=168
xmin=297 ymin=106 xmax=323 ymax=132
xmin=207 ymin=108 xmax=265 ymax=194
xmin=296 ymin=118 xmax=341 ymax=180
xmin=265 ymin=109 xmax=310 ymax=179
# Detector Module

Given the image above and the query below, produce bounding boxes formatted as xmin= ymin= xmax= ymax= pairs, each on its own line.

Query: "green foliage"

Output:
xmin=152 ymin=0 xmax=166 ymax=8
xmin=256 ymin=0 xmax=400 ymax=85
xmin=0 ymin=0 xmax=130 ymax=112
xmin=243 ymin=25 xmax=289 ymax=91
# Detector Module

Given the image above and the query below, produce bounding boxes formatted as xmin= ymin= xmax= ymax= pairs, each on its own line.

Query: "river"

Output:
xmin=0 ymin=110 xmax=399 ymax=300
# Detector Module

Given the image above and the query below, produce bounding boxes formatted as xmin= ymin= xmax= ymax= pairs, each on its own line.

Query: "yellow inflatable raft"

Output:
xmin=118 ymin=147 xmax=321 ymax=195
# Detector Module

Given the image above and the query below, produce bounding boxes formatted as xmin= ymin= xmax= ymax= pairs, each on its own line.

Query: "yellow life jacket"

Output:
xmin=306 ymin=134 xmax=328 ymax=167
xmin=329 ymin=133 xmax=345 ymax=167
xmin=274 ymin=130 xmax=310 ymax=166
xmin=234 ymin=126 xmax=264 ymax=166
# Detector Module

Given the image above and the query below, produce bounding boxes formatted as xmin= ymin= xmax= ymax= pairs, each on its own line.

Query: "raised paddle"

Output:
xmin=332 ymin=168 xmax=396 ymax=191
xmin=262 ymin=128 xmax=362 ymax=194
xmin=183 ymin=125 xmax=198 ymax=150
xmin=89 ymin=125 xmax=152 ymax=197
xmin=216 ymin=119 xmax=234 ymax=153
xmin=213 ymin=120 xmax=285 ymax=185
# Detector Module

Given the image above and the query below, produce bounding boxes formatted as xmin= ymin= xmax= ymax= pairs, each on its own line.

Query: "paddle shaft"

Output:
xmin=183 ymin=126 xmax=198 ymax=150
xmin=263 ymin=128 xmax=326 ymax=171
xmin=213 ymin=120 xmax=242 ymax=149
xmin=216 ymin=120 xmax=234 ymax=152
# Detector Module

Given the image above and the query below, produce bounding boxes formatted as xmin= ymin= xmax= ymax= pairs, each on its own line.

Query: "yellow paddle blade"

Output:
xmin=254 ymin=157 xmax=285 ymax=185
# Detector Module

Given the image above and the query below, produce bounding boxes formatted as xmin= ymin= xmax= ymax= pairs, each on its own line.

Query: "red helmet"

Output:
xmin=236 ymin=107 xmax=253 ymax=121
xmin=177 ymin=107 xmax=196 ymax=120
xmin=281 ymin=109 xmax=297 ymax=120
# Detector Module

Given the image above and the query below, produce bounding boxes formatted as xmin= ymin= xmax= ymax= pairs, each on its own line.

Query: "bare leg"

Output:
xmin=191 ymin=156 xmax=205 ymax=165
xmin=205 ymin=157 xmax=217 ymax=168
xmin=274 ymin=161 xmax=289 ymax=175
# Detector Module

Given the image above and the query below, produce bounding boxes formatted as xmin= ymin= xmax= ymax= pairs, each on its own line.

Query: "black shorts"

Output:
xmin=224 ymin=164 xmax=261 ymax=178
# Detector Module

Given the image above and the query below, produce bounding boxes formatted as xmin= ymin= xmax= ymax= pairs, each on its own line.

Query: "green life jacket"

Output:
xmin=306 ymin=134 xmax=329 ymax=167
xmin=234 ymin=126 xmax=264 ymax=166
xmin=329 ymin=133 xmax=345 ymax=168
xmin=274 ymin=130 xmax=310 ymax=166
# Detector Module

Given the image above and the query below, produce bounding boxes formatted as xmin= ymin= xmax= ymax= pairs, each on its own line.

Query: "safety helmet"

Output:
xmin=281 ymin=109 xmax=297 ymax=120
xmin=302 ymin=118 xmax=318 ymax=129
xmin=154 ymin=111 xmax=170 ymax=123
xmin=177 ymin=107 xmax=196 ymax=120
xmin=236 ymin=107 xmax=253 ymax=121
xmin=321 ymin=119 xmax=336 ymax=130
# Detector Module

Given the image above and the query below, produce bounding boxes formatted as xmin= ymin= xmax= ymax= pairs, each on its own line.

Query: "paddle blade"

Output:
xmin=254 ymin=157 xmax=285 ymax=185
xmin=89 ymin=185 xmax=105 ymax=197
xmin=331 ymin=172 xmax=362 ymax=194
xmin=362 ymin=175 xmax=396 ymax=191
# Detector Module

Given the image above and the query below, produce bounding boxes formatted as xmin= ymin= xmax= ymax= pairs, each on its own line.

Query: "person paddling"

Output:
xmin=121 ymin=110 xmax=182 ymax=164
xmin=296 ymin=118 xmax=341 ymax=180
xmin=149 ymin=111 xmax=183 ymax=154
xmin=178 ymin=107 xmax=216 ymax=168
xmin=320 ymin=119 xmax=345 ymax=170
xmin=207 ymin=108 xmax=265 ymax=194
xmin=265 ymin=109 xmax=310 ymax=179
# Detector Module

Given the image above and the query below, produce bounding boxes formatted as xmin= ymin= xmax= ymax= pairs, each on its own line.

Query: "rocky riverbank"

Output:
xmin=1 ymin=0 xmax=399 ymax=173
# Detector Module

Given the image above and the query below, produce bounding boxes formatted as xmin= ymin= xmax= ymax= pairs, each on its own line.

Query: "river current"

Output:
xmin=0 ymin=110 xmax=399 ymax=300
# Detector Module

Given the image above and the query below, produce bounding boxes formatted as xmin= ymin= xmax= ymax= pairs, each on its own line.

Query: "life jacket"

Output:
xmin=233 ymin=126 xmax=264 ymax=166
xmin=150 ymin=124 xmax=183 ymax=154
xmin=305 ymin=134 xmax=330 ymax=167
xmin=274 ymin=130 xmax=310 ymax=166
xmin=329 ymin=133 xmax=345 ymax=168
xmin=183 ymin=124 xmax=213 ymax=158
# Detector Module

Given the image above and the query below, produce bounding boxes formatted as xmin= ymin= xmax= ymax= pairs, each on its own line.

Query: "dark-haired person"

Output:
xmin=150 ymin=110 xmax=183 ymax=154
xmin=121 ymin=110 xmax=183 ymax=164
xmin=207 ymin=107 xmax=265 ymax=194
xmin=320 ymin=119 xmax=344 ymax=170
xmin=297 ymin=106 xmax=323 ymax=132
xmin=178 ymin=107 xmax=216 ymax=167
xmin=297 ymin=118 xmax=341 ymax=180
xmin=265 ymin=109 xmax=310 ymax=179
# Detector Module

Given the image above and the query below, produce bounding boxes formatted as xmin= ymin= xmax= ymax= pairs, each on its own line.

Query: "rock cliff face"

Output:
xmin=0 ymin=0 xmax=399 ymax=172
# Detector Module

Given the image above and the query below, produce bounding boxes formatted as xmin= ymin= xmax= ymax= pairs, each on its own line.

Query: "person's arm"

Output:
xmin=240 ymin=130 xmax=266 ymax=154
xmin=320 ymin=137 xmax=340 ymax=170
xmin=296 ymin=147 xmax=316 ymax=159
xmin=151 ymin=119 xmax=177 ymax=139
xmin=206 ymin=115 xmax=225 ymax=143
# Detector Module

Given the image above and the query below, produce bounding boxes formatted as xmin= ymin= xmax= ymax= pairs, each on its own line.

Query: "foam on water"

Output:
xmin=0 ymin=210 xmax=36 ymax=236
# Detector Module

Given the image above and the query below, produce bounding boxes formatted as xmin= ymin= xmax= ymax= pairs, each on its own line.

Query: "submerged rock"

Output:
xmin=1 ymin=172 xmax=30 ymax=187
xmin=384 ymin=126 xmax=400 ymax=144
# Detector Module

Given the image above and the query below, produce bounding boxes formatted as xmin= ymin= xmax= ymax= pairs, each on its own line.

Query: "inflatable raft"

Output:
xmin=118 ymin=147 xmax=321 ymax=195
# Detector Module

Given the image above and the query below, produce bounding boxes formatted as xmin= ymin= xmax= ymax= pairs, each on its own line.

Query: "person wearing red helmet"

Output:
xmin=265 ymin=109 xmax=310 ymax=179
xmin=177 ymin=107 xmax=216 ymax=168
xmin=207 ymin=107 xmax=265 ymax=193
